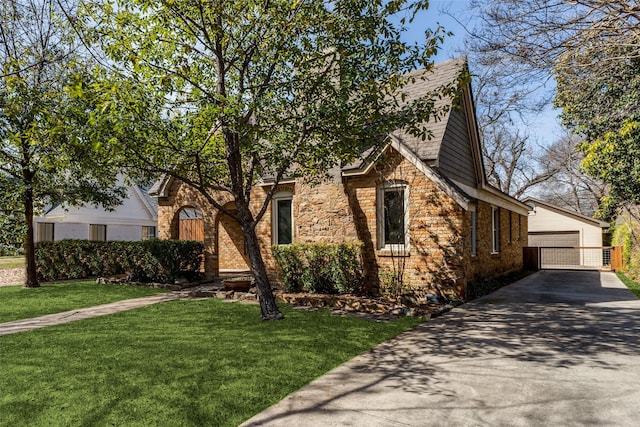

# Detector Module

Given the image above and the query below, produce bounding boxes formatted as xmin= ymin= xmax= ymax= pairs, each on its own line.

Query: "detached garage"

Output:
xmin=523 ymin=198 xmax=609 ymax=269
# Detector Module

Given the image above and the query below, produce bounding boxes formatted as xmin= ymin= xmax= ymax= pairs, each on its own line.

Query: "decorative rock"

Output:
xmin=174 ymin=277 xmax=189 ymax=285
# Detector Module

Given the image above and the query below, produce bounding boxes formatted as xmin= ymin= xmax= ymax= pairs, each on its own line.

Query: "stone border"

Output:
xmin=96 ymin=276 xmax=459 ymax=320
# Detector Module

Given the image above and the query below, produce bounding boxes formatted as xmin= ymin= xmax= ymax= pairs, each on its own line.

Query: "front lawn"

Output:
xmin=0 ymin=256 xmax=24 ymax=269
xmin=616 ymin=272 xmax=640 ymax=299
xmin=0 ymin=281 xmax=168 ymax=323
xmin=0 ymin=299 xmax=422 ymax=426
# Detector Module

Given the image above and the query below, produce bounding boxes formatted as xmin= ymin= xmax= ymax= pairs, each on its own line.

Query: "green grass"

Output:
xmin=0 ymin=299 xmax=422 ymax=426
xmin=0 ymin=281 xmax=168 ymax=323
xmin=0 ymin=256 xmax=24 ymax=269
xmin=616 ymin=272 xmax=640 ymax=298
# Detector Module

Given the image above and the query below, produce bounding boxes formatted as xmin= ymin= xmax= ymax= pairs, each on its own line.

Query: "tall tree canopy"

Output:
xmin=555 ymin=45 xmax=640 ymax=220
xmin=0 ymin=0 xmax=126 ymax=287
xmin=467 ymin=0 xmax=640 ymax=219
xmin=84 ymin=0 xmax=453 ymax=320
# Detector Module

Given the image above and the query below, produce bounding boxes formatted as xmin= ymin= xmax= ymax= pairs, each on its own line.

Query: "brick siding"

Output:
xmin=156 ymin=149 xmax=525 ymax=298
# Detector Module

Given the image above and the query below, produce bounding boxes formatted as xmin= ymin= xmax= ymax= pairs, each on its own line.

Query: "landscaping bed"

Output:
xmin=0 ymin=267 xmax=24 ymax=286
xmin=185 ymin=284 xmax=459 ymax=321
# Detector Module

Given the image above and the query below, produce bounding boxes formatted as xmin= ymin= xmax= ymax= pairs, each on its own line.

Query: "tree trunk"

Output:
xmin=23 ymin=185 xmax=39 ymax=288
xmin=237 ymin=205 xmax=283 ymax=321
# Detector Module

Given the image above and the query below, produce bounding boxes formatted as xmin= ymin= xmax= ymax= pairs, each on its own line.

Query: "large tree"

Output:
xmin=83 ymin=0 xmax=454 ymax=320
xmin=533 ymin=134 xmax=606 ymax=216
xmin=555 ymin=45 xmax=640 ymax=220
xmin=0 ymin=0 xmax=126 ymax=287
xmin=466 ymin=0 xmax=640 ymax=219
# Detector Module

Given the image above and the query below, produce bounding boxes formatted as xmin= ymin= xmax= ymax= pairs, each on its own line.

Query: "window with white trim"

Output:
xmin=491 ymin=206 xmax=500 ymax=253
xmin=377 ymin=182 xmax=409 ymax=251
xmin=90 ymin=224 xmax=107 ymax=242
xmin=142 ymin=226 xmax=156 ymax=240
xmin=37 ymin=222 xmax=54 ymax=242
xmin=470 ymin=211 xmax=477 ymax=257
xmin=272 ymin=191 xmax=293 ymax=245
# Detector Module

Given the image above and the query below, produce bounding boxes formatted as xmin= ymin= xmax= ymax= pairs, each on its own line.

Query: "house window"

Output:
xmin=37 ymin=222 xmax=54 ymax=242
xmin=508 ymin=211 xmax=513 ymax=243
xmin=491 ymin=207 xmax=500 ymax=253
xmin=89 ymin=224 xmax=107 ymax=241
xmin=377 ymin=182 xmax=409 ymax=250
xmin=516 ymin=214 xmax=521 ymax=241
xmin=470 ymin=211 xmax=477 ymax=257
xmin=142 ymin=226 xmax=156 ymax=240
xmin=272 ymin=192 xmax=293 ymax=245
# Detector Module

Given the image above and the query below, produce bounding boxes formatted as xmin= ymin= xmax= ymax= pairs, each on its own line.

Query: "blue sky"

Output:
xmin=396 ymin=0 xmax=564 ymax=146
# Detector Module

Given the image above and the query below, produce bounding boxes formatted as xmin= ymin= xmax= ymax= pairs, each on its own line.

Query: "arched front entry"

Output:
xmin=216 ymin=203 xmax=250 ymax=272
xmin=170 ymin=207 xmax=206 ymax=273
xmin=177 ymin=208 xmax=204 ymax=241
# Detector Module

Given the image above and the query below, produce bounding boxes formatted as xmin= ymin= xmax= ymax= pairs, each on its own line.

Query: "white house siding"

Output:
xmin=526 ymin=200 xmax=608 ymax=268
xmin=34 ymin=183 xmax=157 ymax=243
xmin=527 ymin=204 xmax=604 ymax=247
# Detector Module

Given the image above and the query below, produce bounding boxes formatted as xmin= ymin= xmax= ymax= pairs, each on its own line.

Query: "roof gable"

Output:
xmin=41 ymin=182 xmax=157 ymax=223
xmin=522 ymin=198 xmax=609 ymax=229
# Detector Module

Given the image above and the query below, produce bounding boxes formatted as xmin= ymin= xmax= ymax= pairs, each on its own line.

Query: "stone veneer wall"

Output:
xmin=156 ymin=149 xmax=525 ymax=297
xmin=250 ymin=181 xmax=361 ymax=284
xmin=156 ymin=180 xmax=232 ymax=278
xmin=344 ymin=151 xmax=468 ymax=299
xmin=218 ymin=210 xmax=250 ymax=271
xmin=463 ymin=201 xmax=527 ymax=293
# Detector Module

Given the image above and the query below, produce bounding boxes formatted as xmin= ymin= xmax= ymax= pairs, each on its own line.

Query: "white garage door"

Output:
xmin=528 ymin=231 xmax=579 ymax=247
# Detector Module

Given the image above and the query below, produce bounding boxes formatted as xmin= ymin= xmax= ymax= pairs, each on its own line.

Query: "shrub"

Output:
xmin=271 ymin=243 xmax=306 ymax=292
xmin=272 ymin=242 xmax=363 ymax=294
xmin=35 ymin=239 xmax=204 ymax=283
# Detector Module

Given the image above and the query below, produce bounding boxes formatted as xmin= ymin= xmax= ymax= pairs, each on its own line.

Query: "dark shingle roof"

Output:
xmin=342 ymin=57 xmax=466 ymax=173
xmin=390 ymin=57 xmax=465 ymax=162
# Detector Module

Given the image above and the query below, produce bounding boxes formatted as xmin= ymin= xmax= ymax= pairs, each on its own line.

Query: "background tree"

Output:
xmin=83 ymin=0 xmax=454 ymax=320
xmin=0 ymin=0 xmax=126 ymax=287
xmin=447 ymin=5 xmax=561 ymax=199
xmin=534 ymin=134 xmax=606 ymax=216
xmin=555 ymin=46 xmax=640 ymax=220
xmin=465 ymin=0 xmax=640 ymax=219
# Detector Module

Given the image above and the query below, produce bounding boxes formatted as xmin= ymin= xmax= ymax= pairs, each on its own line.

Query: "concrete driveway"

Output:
xmin=242 ymin=270 xmax=640 ymax=426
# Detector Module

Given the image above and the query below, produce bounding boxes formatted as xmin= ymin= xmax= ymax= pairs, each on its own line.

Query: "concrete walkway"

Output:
xmin=242 ymin=270 xmax=640 ymax=426
xmin=0 ymin=291 xmax=187 ymax=336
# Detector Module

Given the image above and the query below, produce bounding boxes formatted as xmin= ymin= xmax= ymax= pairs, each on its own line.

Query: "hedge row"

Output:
xmin=271 ymin=242 xmax=363 ymax=294
xmin=35 ymin=239 xmax=204 ymax=283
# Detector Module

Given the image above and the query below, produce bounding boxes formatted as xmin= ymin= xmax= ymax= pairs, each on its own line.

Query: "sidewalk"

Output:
xmin=0 ymin=291 xmax=188 ymax=336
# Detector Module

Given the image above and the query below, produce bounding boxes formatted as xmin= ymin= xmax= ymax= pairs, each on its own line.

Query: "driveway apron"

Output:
xmin=243 ymin=270 xmax=640 ymax=426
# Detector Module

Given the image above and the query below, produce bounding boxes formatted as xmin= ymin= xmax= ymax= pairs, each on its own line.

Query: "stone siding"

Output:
xmin=155 ymin=149 xmax=525 ymax=298
xmin=344 ymin=151 xmax=467 ymax=299
xmin=464 ymin=201 xmax=526 ymax=289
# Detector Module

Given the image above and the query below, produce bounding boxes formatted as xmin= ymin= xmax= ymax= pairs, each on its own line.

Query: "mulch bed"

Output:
xmin=0 ymin=268 xmax=25 ymax=287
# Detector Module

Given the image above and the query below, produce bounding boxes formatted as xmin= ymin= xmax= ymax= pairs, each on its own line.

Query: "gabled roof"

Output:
xmin=40 ymin=181 xmax=157 ymax=223
xmin=522 ymin=197 xmax=610 ymax=229
xmin=390 ymin=57 xmax=465 ymax=163
xmin=342 ymin=57 xmax=465 ymax=174
xmin=148 ymin=174 xmax=174 ymax=198
xmin=343 ymin=57 xmax=528 ymax=215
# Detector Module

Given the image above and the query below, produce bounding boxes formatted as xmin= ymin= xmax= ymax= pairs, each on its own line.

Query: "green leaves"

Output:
xmin=579 ymin=119 xmax=640 ymax=220
xmin=87 ymin=0 xmax=445 ymax=200
xmin=555 ymin=44 xmax=640 ymax=219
